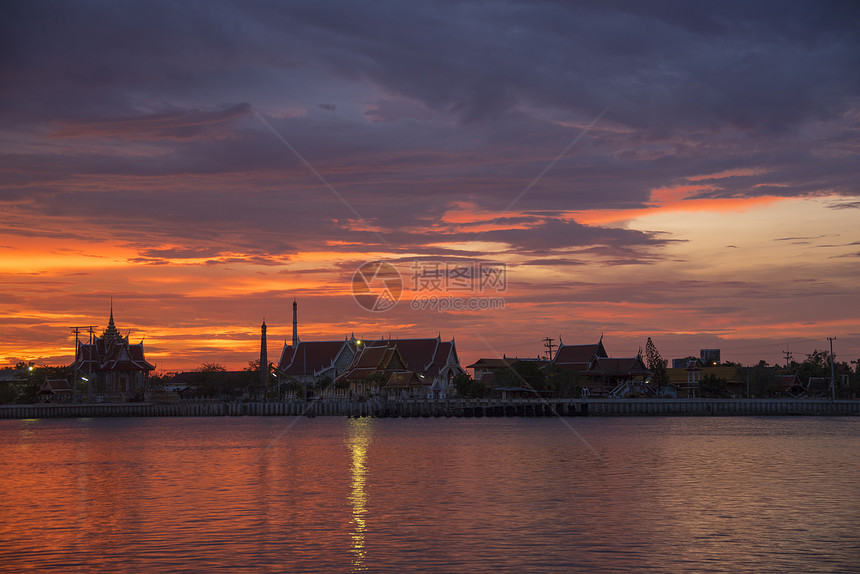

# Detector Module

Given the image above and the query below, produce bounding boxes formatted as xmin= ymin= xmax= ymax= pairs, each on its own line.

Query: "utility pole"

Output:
xmin=69 ymin=325 xmax=97 ymax=403
xmin=783 ymin=348 xmax=793 ymax=368
xmin=543 ymin=337 xmax=556 ymax=361
xmin=828 ymin=337 xmax=837 ymax=400
xmin=87 ymin=326 xmax=95 ymax=402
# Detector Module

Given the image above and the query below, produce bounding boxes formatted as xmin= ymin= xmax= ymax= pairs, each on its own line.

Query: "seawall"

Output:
xmin=1 ymin=398 xmax=858 ymax=419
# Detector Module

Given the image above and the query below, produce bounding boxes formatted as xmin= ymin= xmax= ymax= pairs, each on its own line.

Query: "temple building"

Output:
xmin=275 ymin=301 xmax=464 ymax=398
xmin=74 ymin=305 xmax=155 ymax=401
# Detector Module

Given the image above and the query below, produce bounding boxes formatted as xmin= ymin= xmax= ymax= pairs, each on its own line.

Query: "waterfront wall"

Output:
xmin=1 ymin=398 xmax=858 ymax=419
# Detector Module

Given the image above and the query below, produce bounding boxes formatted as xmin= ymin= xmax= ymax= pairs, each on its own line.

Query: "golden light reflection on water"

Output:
xmin=346 ymin=418 xmax=373 ymax=572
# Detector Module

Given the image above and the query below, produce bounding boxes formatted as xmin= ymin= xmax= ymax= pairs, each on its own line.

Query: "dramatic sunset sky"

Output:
xmin=2 ymin=1 xmax=858 ymax=371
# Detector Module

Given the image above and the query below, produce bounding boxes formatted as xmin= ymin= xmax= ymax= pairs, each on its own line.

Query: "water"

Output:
xmin=1 ymin=416 xmax=858 ymax=573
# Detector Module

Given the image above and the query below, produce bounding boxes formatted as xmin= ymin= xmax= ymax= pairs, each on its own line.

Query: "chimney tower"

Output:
xmin=260 ymin=320 xmax=268 ymax=388
xmin=292 ymin=299 xmax=298 ymax=347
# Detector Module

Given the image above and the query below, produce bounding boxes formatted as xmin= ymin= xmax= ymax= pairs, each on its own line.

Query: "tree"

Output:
xmin=700 ymin=373 xmax=727 ymax=398
xmin=453 ymin=372 xmax=488 ymax=398
xmin=645 ymin=337 xmax=668 ymax=395
xmin=795 ymin=349 xmax=831 ymax=381
xmin=192 ymin=362 xmax=228 ymax=398
xmin=494 ymin=361 xmax=547 ymax=391
xmin=749 ymin=362 xmax=778 ymax=398
xmin=546 ymin=367 xmax=581 ymax=398
xmin=242 ymin=360 xmax=268 ymax=400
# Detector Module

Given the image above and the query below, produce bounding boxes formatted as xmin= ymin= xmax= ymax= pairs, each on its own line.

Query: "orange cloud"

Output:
xmin=569 ymin=186 xmax=787 ymax=226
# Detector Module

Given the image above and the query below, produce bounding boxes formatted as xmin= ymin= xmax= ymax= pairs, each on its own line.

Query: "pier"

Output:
xmin=1 ymin=398 xmax=859 ymax=419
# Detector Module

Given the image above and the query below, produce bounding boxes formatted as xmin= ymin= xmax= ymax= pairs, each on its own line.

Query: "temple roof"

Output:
xmin=552 ymin=340 xmax=608 ymax=372
xmin=278 ymin=340 xmax=354 ymax=376
xmin=73 ymin=307 xmax=154 ymax=373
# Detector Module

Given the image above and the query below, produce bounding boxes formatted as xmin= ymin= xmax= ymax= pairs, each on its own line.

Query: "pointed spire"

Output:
xmin=103 ymin=299 xmax=120 ymax=342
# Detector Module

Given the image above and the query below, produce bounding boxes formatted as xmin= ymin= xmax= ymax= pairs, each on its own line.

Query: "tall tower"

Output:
xmin=260 ymin=320 xmax=268 ymax=388
xmin=292 ymin=299 xmax=298 ymax=347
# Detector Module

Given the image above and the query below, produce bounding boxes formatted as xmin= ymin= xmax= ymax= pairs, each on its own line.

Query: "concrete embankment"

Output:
xmin=1 ymin=398 xmax=858 ymax=419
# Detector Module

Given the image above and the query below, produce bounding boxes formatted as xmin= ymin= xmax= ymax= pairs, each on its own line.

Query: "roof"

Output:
xmin=39 ymin=378 xmax=71 ymax=393
xmin=279 ymin=340 xmax=352 ymax=376
xmin=466 ymin=358 xmax=519 ymax=369
xmin=587 ymin=356 xmax=649 ymax=376
xmin=72 ymin=309 xmax=155 ymax=373
xmin=363 ymin=337 xmax=451 ymax=370
xmin=384 ymin=371 xmax=426 ymax=388
xmin=337 ymin=343 xmax=407 ymax=382
xmin=360 ymin=337 xmax=462 ymax=381
xmin=807 ymin=377 xmax=830 ymax=392
xmin=552 ymin=340 xmax=608 ymax=372
xmin=75 ymin=337 xmax=155 ymax=373
xmin=776 ymin=373 xmax=802 ymax=392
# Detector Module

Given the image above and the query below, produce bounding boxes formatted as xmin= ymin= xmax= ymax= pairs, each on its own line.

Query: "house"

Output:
xmin=667 ymin=359 xmax=703 ymax=398
xmin=552 ymin=338 xmax=609 ymax=374
xmin=467 ymin=357 xmax=519 ymax=383
xmin=363 ymin=336 xmax=465 ymax=398
xmin=277 ymin=338 xmax=358 ymax=393
xmin=584 ymin=355 xmax=651 ymax=397
xmin=806 ymin=377 xmax=831 ymax=397
xmin=776 ymin=374 xmax=806 ymax=397
xmin=466 ymin=357 xmax=552 ymax=397
xmin=550 ymin=338 xmax=653 ymax=397
xmin=38 ymin=378 xmax=72 ymax=403
xmin=335 ymin=342 xmax=421 ymax=398
xmin=73 ymin=306 xmax=155 ymax=401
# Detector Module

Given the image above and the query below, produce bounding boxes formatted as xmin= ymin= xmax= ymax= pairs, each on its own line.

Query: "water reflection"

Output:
xmin=1 ymin=417 xmax=858 ymax=573
xmin=346 ymin=418 xmax=373 ymax=572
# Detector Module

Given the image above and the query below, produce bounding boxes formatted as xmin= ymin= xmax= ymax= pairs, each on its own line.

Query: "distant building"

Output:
xmin=466 ymin=357 xmax=548 ymax=395
xmin=552 ymin=338 xmax=650 ymax=397
xmin=335 ymin=341 xmax=416 ymax=398
xmin=700 ymin=348 xmax=721 ymax=365
xmin=38 ymin=378 xmax=72 ymax=403
xmin=276 ymin=301 xmax=464 ymax=398
xmin=552 ymin=338 xmax=608 ymax=374
xmin=278 ymin=338 xmax=359 ymax=389
xmin=467 ymin=357 xmax=521 ymax=384
xmin=776 ymin=374 xmax=806 ymax=398
xmin=585 ymin=355 xmax=651 ymax=397
xmin=366 ymin=336 xmax=464 ymax=398
xmin=73 ymin=305 xmax=155 ymax=401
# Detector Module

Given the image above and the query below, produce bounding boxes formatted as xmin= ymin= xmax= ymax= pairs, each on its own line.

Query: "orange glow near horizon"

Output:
xmin=1 ymin=193 xmax=858 ymax=371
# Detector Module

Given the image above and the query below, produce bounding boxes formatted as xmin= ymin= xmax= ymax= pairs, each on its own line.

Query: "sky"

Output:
xmin=1 ymin=0 xmax=859 ymax=372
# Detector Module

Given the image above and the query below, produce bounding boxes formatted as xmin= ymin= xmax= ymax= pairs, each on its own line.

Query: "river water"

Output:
xmin=0 ymin=416 xmax=857 ymax=573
